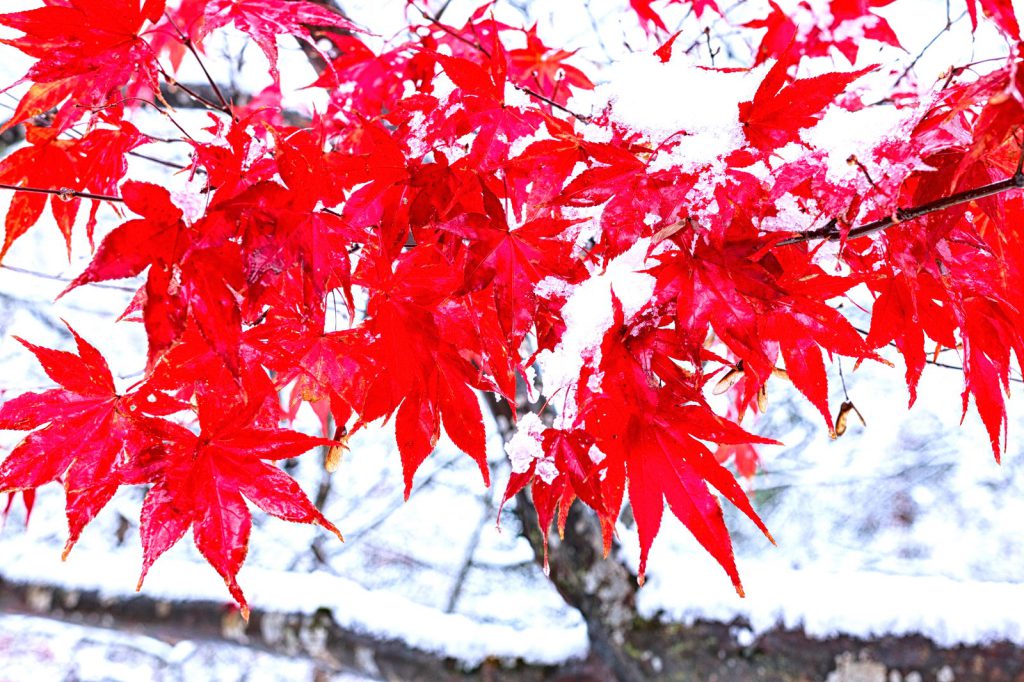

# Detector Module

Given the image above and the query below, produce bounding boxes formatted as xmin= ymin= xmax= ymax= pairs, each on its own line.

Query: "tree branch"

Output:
xmin=780 ymin=172 xmax=1024 ymax=245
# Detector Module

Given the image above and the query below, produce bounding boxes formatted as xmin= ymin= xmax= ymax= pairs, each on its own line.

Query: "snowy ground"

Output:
xmin=0 ymin=613 xmax=373 ymax=682
xmin=627 ymin=360 xmax=1024 ymax=648
xmin=1 ymin=0 xmax=1024 ymax=673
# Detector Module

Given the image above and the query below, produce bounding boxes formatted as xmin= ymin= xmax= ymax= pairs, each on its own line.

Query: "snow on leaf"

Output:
xmin=739 ymin=61 xmax=875 ymax=154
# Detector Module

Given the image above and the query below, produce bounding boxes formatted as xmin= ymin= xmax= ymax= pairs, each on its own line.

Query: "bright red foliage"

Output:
xmin=0 ymin=0 xmax=164 ymax=133
xmin=0 ymin=0 xmax=1022 ymax=613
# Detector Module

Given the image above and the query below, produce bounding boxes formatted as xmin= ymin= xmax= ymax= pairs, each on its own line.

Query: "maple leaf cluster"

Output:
xmin=0 ymin=0 xmax=1022 ymax=613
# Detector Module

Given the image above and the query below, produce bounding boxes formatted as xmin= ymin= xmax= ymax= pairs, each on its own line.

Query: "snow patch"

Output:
xmin=599 ymin=53 xmax=755 ymax=168
xmin=505 ymin=411 xmax=548 ymax=477
xmin=535 ymin=239 xmax=656 ymax=424
xmin=0 ymin=541 xmax=589 ymax=668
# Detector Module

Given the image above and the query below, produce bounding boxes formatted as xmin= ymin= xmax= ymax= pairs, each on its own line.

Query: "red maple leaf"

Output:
xmin=435 ymin=48 xmax=544 ymax=170
xmin=0 ymin=0 xmax=164 ymax=132
xmin=136 ymin=396 xmax=341 ymax=617
xmin=715 ymin=442 xmax=760 ymax=480
xmin=508 ymin=26 xmax=594 ymax=107
xmin=966 ymin=0 xmax=1020 ymax=38
xmin=502 ymin=428 xmax=606 ymax=569
xmin=0 ymin=126 xmax=80 ymax=260
xmin=310 ymin=35 xmax=422 ymax=118
xmin=245 ymin=286 xmax=364 ymax=433
xmin=629 ymin=0 xmax=718 ymax=34
xmin=353 ymin=246 xmax=494 ymax=495
xmin=577 ymin=295 xmax=775 ymax=588
xmin=64 ymin=182 xmax=187 ymax=292
xmin=0 ymin=117 xmax=143 ymax=261
xmin=450 ymin=215 xmax=585 ymax=346
xmin=739 ymin=61 xmax=874 ymax=153
xmin=0 ymin=324 xmax=178 ymax=558
xmin=746 ymin=1 xmax=900 ymax=66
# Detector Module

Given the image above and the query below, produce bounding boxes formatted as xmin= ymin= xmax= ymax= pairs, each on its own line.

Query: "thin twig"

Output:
xmin=704 ymin=27 xmax=719 ymax=66
xmin=0 ymin=183 xmax=123 ymax=203
xmin=432 ymin=0 xmax=454 ymax=21
xmin=129 ymin=150 xmax=191 ymax=171
xmin=417 ymin=5 xmax=487 ymax=54
xmin=158 ymin=68 xmax=226 ymax=114
xmin=164 ymin=11 xmax=233 ymax=115
xmin=892 ymin=10 xmax=967 ymax=89
xmin=849 ymin=323 xmax=1024 ymax=384
xmin=513 ymin=83 xmax=590 ymax=121
xmin=837 ymin=358 xmax=850 ymax=400
xmin=0 ymin=264 xmax=137 ymax=293
xmin=413 ymin=3 xmax=591 ymax=122
xmin=848 ymin=154 xmax=883 ymax=193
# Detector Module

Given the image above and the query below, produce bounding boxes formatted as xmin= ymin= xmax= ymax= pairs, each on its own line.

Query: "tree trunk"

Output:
xmin=484 ymin=394 xmax=647 ymax=682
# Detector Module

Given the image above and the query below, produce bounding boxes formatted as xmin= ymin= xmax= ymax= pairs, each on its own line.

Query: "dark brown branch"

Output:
xmin=780 ymin=173 xmax=1024 ymax=245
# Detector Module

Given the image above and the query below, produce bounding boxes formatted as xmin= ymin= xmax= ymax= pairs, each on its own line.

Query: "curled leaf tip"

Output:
xmin=713 ymin=366 xmax=745 ymax=395
xmin=325 ymin=446 xmax=343 ymax=473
